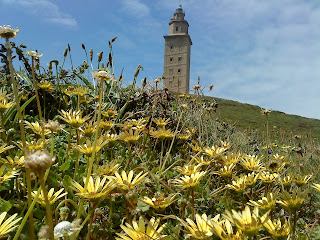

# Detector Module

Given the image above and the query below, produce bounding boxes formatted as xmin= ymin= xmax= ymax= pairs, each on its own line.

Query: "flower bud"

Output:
xmin=25 ymin=149 xmax=54 ymax=175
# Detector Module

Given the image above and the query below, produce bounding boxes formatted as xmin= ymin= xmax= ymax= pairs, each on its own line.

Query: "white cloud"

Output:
xmin=2 ymin=0 xmax=77 ymax=27
xmin=121 ymin=0 xmax=150 ymax=18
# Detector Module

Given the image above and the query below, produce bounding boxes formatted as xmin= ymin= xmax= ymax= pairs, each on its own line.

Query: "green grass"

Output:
xmin=212 ymin=97 xmax=320 ymax=141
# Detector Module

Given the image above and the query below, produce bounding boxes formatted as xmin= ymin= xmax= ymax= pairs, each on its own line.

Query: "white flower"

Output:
xmin=0 ymin=25 xmax=19 ymax=39
xmin=25 ymin=50 xmax=43 ymax=58
xmin=54 ymin=220 xmax=81 ymax=239
xmin=54 ymin=221 xmax=72 ymax=238
xmin=92 ymin=70 xmax=113 ymax=81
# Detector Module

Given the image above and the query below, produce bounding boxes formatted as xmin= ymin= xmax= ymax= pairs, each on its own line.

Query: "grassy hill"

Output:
xmin=212 ymin=97 xmax=320 ymax=141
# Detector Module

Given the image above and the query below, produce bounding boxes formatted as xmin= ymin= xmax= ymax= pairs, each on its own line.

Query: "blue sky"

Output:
xmin=1 ymin=0 xmax=320 ymax=119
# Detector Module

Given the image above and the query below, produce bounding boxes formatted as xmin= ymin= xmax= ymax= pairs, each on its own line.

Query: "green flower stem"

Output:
xmin=74 ymin=128 xmax=80 ymax=180
xmin=0 ymin=112 xmax=6 ymax=143
xmin=77 ymin=78 xmax=103 ymax=219
xmin=191 ymin=188 xmax=195 ymax=219
xmin=291 ymin=210 xmax=297 ymax=240
xmin=124 ymin=144 xmax=133 ymax=171
xmin=13 ymin=168 xmax=50 ymax=240
xmin=66 ymin=127 xmax=72 ymax=158
xmin=57 ymin=55 xmax=66 ymax=88
xmin=266 ymin=115 xmax=269 ymax=163
xmin=38 ymin=173 xmax=54 ymax=240
xmin=160 ymin=109 xmax=184 ymax=172
xmin=74 ymin=198 xmax=104 ymax=240
xmin=50 ymin=131 xmax=54 ymax=157
xmin=31 ymin=57 xmax=44 ymax=130
xmin=55 ymin=64 xmax=60 ymax=90
xmin=86 ymin=202 xmax=97 ymax=240
xmin=13 ymin=182 xmax=41 ymax=240
xmin=6 ymin=38 xmax=35 ymax=240
xmin=108 ymin=198 xmax=113 ymax=223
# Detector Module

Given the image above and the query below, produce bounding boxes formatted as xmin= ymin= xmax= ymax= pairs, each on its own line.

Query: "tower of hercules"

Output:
xmin=163 ymin=4 xmax=192 ymax=94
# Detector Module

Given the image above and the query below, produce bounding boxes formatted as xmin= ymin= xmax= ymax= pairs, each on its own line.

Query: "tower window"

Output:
xmin=170 ymin=46 xmax=173 ymax=51
xmin=178 ymin=69 xmax=181 ymax=74
xmin=170 ymin=57 xmax=173 ymax=63
xmin=178 ymin=57 xmax=182 ymax=62
xmin=176 ymin=27 xmax=179 ymax=32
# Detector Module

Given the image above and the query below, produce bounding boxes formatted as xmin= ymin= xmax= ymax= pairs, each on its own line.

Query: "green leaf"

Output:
xmin=0 ymin=200 xmax=14 ymax=212
xmin=63 ymin=175 xmax=73 ymax=190
xmin=60 ymin=161 xmax=70 ymax=171
xmin=13 ymin=95 xmax=36 ymax=124
xmin=74 ymin=72 xmax=94 ymax=90
xmin=137 ymin=200 xmax=149 ymax=212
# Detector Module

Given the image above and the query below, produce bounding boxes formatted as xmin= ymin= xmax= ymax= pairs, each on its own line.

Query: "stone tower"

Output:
xmin=163 ymin=4 xmax=192 ymax=93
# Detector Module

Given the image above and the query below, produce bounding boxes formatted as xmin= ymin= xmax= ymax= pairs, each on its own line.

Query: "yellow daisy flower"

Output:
xmin=31 ymin=188 xmax=67 ymax=205
xmin=116 ymin=216 xmax=167 ymax=240
xmin=0 ymin=212 xmax=21 ymax=238
xmin=113 ymin=170 xmax=148 ymax=190
xmin=59 ymin=109 xmax=90 ymax=128
xmin=72 ymin=176 xmax=117 ymax=200
xmin=224 ymin=206 xmax=267 ymax=237
xmin=173 ymin=171 xmax=206 ymax=189
xmin=141 ymin=193 xmax=176 ymax=211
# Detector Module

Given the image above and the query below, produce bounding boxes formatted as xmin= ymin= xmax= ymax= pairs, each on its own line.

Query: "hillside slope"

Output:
xmin=212 ymin=97 xmax=320 ymax=141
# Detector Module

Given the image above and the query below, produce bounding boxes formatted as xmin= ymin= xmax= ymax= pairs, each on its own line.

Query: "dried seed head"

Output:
xmin=81 ymin=43 xmax=86 ymax=50
xmin=141 ymin=77 xmax=147 ymax=87
xmin=97 ymin=51 xmax=103 ymax=62
xmin=111 ymin=36 xmax=117 ymax=42
xmin=25 ymin=149 xmax=54 ymax=175
xmin=48 ymin=62 xmax=52 ymax=70
xmin=209 ymin=85 xmax=214 ymax=91
xmin=90 ymin=49 xmax=93 ymax=61
xmin=63 ymin=48 xmax=68 ymax=57
xmin=68 ymin=43 xmax=71 ymax=52
xmin=118 ymin=68 xmax=124 ymax=82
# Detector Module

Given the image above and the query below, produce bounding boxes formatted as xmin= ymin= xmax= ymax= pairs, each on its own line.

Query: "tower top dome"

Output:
xmin=175 ymin=4 xmax=184 ymax=14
